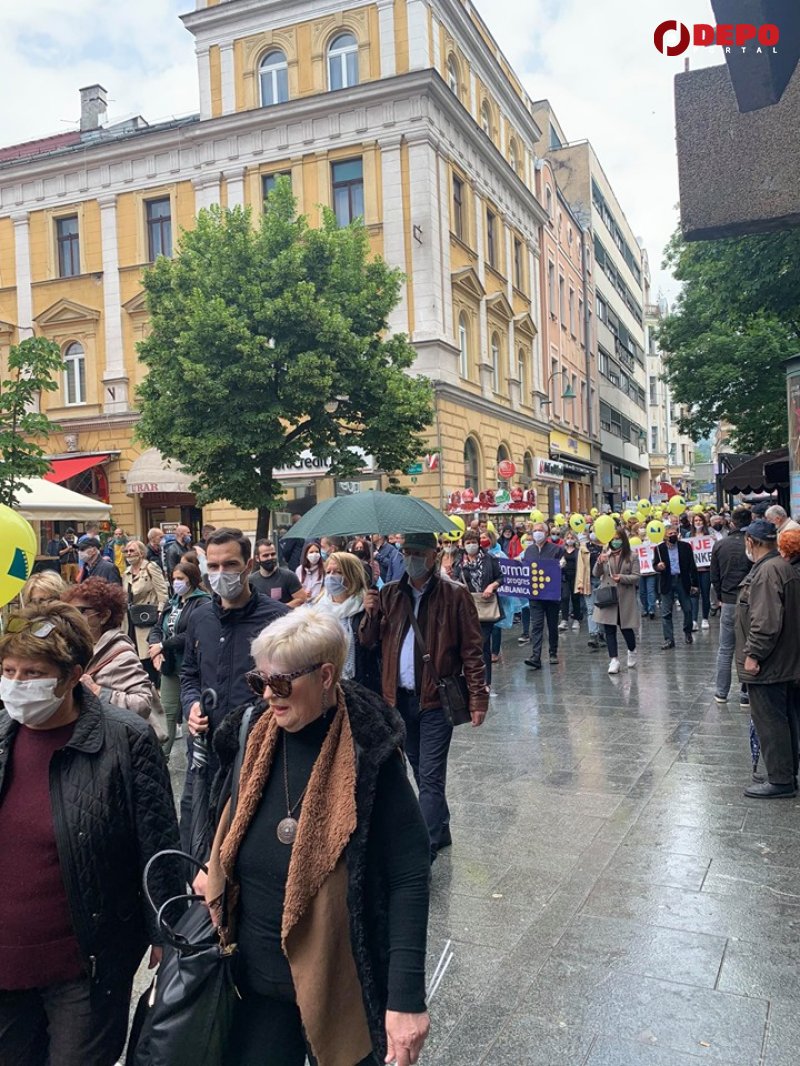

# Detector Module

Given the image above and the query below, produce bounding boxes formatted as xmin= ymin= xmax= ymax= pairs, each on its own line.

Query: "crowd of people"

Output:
xmin=3 ymin=496 xmax=800 ymax=1063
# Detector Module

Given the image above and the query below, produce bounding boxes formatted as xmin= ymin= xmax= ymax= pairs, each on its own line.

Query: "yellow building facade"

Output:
xmin=0 ymin=0 xmax=603 ymax=540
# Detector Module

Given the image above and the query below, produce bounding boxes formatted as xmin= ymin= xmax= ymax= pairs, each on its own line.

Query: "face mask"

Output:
xmin=78 ymin=550 xmax=90 ymax=563
xmin=183 ymin=535 xmax=192 ymax=546
xmin=745 ymin=547 xmax=754 ymax=562
xmin=260 ymin=559 xmax=277 ymax=572
xmin=532 ymin=531 xmax=546 ymax=544
xmin=589 ymin=532 xmax=598 ymax=542
xmin=667 ymin=533 xmax=678 ymax=542
xmin=445 ymin=546 xmax=458 ymax=555
xmin=404 ymin=555 xmax=431 ymax=582
xmin=610 ymin=539 xmax=623 ymax=551
xmin=208 ymin=569 xmax=246 ymax=601
xmin=173 ymin=579 xmax=189 ymax=596
xmin=0 ymin=676 xmax=65 ymax=727
xmin=320 ymin=549 xmax=330 ymax=561
xmin=465 ymin=543 xmax=480 ymax=556
xmin=325 ymin=575 xmax=347 ymax=598
xmin=565 ymin=539 xmax=576 ymax=547
xmin=306 ymin=552 xmax=321 ymax=567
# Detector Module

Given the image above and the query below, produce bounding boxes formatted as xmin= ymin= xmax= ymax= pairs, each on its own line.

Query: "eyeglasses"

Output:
xmin=5 ymin=618 xmax=56 ymax=638
xmin=245 ymin=663 xmax=323 ymax=699
xmin=70 ymin=605 xmax=96 ymax=616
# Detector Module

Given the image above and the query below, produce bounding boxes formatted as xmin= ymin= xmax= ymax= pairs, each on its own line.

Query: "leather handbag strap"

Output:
xmin=403 ymin=594 xmax=441 ymax=686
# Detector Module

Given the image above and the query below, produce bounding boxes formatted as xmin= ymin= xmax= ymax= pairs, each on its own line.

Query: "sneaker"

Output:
xmin=608 ymin=657 xmax=620 ymax=674
xmin=572 ymin=620 xmax=580 ymax=632
xmin=549 ymin=654 xmax=559 ymax=665
xmin=524 ymin=658 xmax=542 ymax=670
xmin=627 ymin=651 xmax=637 ymax=668
xmin=587 ymin=636 xmax=600 ymax=649
xmin=558 ymin=621 xmax=568 ymax=631
xmin=740 ymin=692 xmax=750 ymax=707
xmin=661 ymin=640 xmax=675 ymax=650
xmin=692 ymin=621 xmax=699 ymax=632
xmin=517 ymin=634 xmax=529 ymax=645
xmin=685 ymin=633 xmax=694 ymax=645
xmin=714 ymin=693 xmax=728 ymax=704
xmin=701 ymin=619 xmax=710 ymax=630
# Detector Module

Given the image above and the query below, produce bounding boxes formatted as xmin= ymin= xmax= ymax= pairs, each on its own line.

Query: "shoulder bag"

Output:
xmin=128 ymin=578 xmax=161 ymax=629
xmin=404 ymin=596 xmax=472 ymax=727
xmin=471 ymin=591 xmax=502 ymax=623
xmin=129 ymin=706 xmax=254 ymax=1066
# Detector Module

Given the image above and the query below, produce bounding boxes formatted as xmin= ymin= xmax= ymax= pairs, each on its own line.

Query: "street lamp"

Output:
xmin=539 ymin=369 xmax=577 ymax=406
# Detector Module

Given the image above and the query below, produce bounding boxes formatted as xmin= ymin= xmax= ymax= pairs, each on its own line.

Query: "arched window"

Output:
xmin=458 ymin=312 xmax=469 ymax=378
xmin=447 ymin=54 xmax=459 ymax=95
xmin=523 ymin=451 xmax=534 ymax=485
xmin=259 ymin=50 xmax=289 ymax=107
xmin=464 ymin=437 xmax=481 ymax=491
xmin=328 ymin=33 xmax=359 ymax=91
xmin=491 ymin=332 xmax=501 ymax=393
xmin=518 ymin=347 xmax=527 ymax=399
xmin=481 ymin=100 xmax=492 ymax=138
xmin=63 ymin=342 xmax=86 ymax=406
xmin=545 ymin=185 xmax=553 ymax=217
xmin=497 ymin=444 xmax=511 ymax=489
xmin=509 ymin=139 xmax=518 ymax=174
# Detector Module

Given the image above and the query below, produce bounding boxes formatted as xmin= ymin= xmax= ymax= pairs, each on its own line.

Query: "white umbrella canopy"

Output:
xmin=13 ymin=478 xmax=112 ymax=522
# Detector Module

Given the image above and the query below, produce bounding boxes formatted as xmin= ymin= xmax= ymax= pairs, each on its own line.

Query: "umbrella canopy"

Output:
xmin=13 ymin=478 xmax=112 ymax=522
xmin=288 ymin=492 xmax=458 ymax=540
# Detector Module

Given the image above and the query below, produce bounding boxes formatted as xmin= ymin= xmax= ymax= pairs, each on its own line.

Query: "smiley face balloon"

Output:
xmin=668 ymin=495 xmax=687 ymax=516
xmin=569 ymin=513 xmax=586 ymax=535
xmin=0 ymin=504 xmax=37 ymax=607
xmin=646 ymin=519 xmax=665 ymax=545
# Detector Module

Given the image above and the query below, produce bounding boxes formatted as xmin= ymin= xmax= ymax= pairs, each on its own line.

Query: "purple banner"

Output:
xmin=498 ymin=554 xmax=561 ymax=601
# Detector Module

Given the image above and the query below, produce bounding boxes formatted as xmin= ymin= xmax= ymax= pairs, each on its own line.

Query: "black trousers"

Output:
xmin=749 ymin=682 xmax=799 ymax=787
xmin=603 ymin=624 xmax=636 ymax=659
xmin=480 ymin=621 xmax=494 ymax=685
xmin=560 ymin=586 xmax=583 ymax=623
xmin=396 ymin=690 xmax=452 ymax=858
xmin=0 ymin=977 xmax=131 ymax=1066
xmin=529 ymin=600 xmax=560 ymax=663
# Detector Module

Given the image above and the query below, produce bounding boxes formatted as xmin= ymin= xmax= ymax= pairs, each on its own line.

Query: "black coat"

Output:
xmin=210 ymin=681 xmax=428 ymax=1061
xmin=179 ymin=590 xmax=289 ymax=729
xmin=147 ymin=591 xmax=213 ymax=676
xmin=83 ymin=557 xmax=122 ymax=585
xmin=652 ymin=540 xmax=699 ymax=595
xmin=0 ymin=691 xmax=181 ymax=997
xmin=710 ymin=530 xmax=752 ymax=604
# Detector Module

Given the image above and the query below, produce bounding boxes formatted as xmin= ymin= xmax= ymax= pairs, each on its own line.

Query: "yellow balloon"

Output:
xmin=486 ymin=521 xmax=497 ymax=534
xmin=611 ymin=512 xmax=620 ymax=521
xmin=692 ymin=504 xmax=704 ymax=514
xmin=647 ymin=519 xmax=665 ymax=545
xmin=530 ymin=509 xmax=545 ymax=524
xmin=654 ymin=507 xmax=664 ymax=519
xmin=449 ymin=514 xmax=465 ymax=533
xmin=622 ymin=509 xmax=635 ymax=523
xmin=590 ymin=507 xmax=599 ymax=518
xmin=668 ymin=494 xmax=686 ymax=516
xmin=629 ymin=536 xmax=642 ymax=547
xmin=594 ymin=514 xmax=617 ymax=544
xmin=553 ymin=513 xmax=566 ymax=527
xmin=569 ymin=513 xmax=586 ymax=534
xmin=637 ymin=499 xmax=652 ymax=516
xmin=0 ymin=505 xmax=37 ymax=608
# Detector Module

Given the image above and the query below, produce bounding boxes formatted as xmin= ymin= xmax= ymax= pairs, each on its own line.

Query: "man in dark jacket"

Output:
xmin=653 ymin=517 xmax=698 ymax=648
xmin=163 ymin=524 xmax=192 ymax=580
xmin=710 ymin=507 xmax=752 ymax=704
xmin=76 ymin=538 xmax=122 ymax=585
xmin=279 ymin=513 xmax=305 ymax=572
xmin=180 ymin=527 xmax=289 ymax=848
xmin=359 ymin=531 xmax=487 ymax=860
xmin=373 ymin=533 xmax=405 ymax=584
xmin=523 ymin=522 xmax=564 ymax=669
xmin=735 ymin=519 xmax=800 ymax=798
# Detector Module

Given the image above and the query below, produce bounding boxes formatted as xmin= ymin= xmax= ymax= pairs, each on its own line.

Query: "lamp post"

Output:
xmin=538 ymin=369 xmax=577 ymax=412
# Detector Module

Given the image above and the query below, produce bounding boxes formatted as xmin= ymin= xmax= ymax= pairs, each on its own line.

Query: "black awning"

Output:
xmin=721 ymin=447 xmax=789 ymax=494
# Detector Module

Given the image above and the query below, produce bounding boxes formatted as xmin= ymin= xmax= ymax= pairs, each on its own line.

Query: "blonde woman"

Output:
xmin=314 ymin=551 xmax=380 ymax=690
xmin=123 ymin=539 xmax=168 ymax=685
xmin=19 ymin=570 xmax=66 ymax=608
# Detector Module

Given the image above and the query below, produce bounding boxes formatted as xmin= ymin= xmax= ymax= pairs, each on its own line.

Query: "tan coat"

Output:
xmin=575 ymin=545 xmax=593 ymax=595
xmin=85 ymin=629 xmax=167 ymax=742
xmin=124 ymin=561 xmax=168 ymax=659
xmin=592 ymin=550 xmax=641 ymax=630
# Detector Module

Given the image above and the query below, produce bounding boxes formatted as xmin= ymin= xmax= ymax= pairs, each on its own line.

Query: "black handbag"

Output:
xmin=129 ymin=708 xmax=253 ymax=1066
xmin=404 ymin=597 xmax=472 ymax=727
xmin=594 ymin=583 xmax=619 ymax=609
xmin=130 ymin=603 xmax=160 ymax=628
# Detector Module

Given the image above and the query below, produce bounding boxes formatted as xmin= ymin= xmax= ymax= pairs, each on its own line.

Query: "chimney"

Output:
xmin=79 ymin=84 xmax=108 ymax=132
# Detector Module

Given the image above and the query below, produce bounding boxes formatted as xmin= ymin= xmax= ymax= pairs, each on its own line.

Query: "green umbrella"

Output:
xmin=287 ymin=492 xmax=458 ymax=540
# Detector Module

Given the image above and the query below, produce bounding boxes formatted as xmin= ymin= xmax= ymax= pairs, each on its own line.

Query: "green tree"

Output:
xmin=658 ymin=228 xmax=800 ymax=454
xmin=0 ymin=336 xmax=64 ymax=507
xmin=136 ymin=182 xmax=433 ymax=537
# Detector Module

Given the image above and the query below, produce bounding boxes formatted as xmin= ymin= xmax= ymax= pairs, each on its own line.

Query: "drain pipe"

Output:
xmin=580 ymin=226 xmax=595 ymax=506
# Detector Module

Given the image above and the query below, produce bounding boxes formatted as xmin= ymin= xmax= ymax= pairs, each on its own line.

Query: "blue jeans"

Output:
xmin=661 ymin=575 xmax=693 ymax=643
xmin=584 ymin=578 xmax=601 ymax=636
xmin=692 ymin=570 xmax=711 ymax=622
xmin=396 ymin=690 xmax=452 ymax=858
xmin=639 ymin=574 xmax=657 ymax=614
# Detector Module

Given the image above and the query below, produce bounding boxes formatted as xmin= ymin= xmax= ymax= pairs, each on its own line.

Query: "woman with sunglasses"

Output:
xmin=313 ymin=551 xmax=381 ymax=691
xmin=200 ymin=608 xmax=431 ymax=1066
xmin=63 ymin=578 xmax=165 ymax=738
xmin=0 ymin=604 xmax=181 ymax=1066
xmin=122 ymin=539 xmax=169 ymax=686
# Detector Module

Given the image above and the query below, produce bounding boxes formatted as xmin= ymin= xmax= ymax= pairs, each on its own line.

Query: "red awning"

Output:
xmin=44 ymin=455 xmax=109 ymax=484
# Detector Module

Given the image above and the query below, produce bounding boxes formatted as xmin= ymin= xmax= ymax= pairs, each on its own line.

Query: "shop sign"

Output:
xmin=549 ymin=431 xmax=592 ymax=462
xmin=447 ymin=488 xmax=536 ymax=513
xmin=536 ymin=458 xmax=564 ymax=481
xmin=274 ymin=448 xmax=374 ymax=480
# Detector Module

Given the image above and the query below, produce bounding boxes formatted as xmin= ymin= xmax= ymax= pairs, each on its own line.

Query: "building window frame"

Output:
xmin=458 ymin=312 xmax=470 ymax=379
xmin=56 ymin=215 xmax=80 ymax=278
xmin=452 ymin=175 xmax=464 ymax=241
xmin=259 ymin=50 xmax=289 ymax=107
xmin=464 ymin=436 xmax=481 ymax=491
xmin=328 ymin=32 xmax=359 ymax=91
xmin=62 ymin=341 xmax=86 ymax=406
xmin=447 ymin=54 xmax=459 ymax=95
xmin=263 ymin=171 xmax=292 ymax=201
xmin=491 ymin=331 xmax=502 ymax=393
xmin=481 ymin=99 xmax=492 ymax=138
xmin=513 ymin=238 xmax=524 ymax=290
xmin=331 ymin=157 xmax=364 ymax=227
xmin=486 ymin=209 xmax=496 ymax=268
xmin=146 ymin=197 xmax=172 ymax=261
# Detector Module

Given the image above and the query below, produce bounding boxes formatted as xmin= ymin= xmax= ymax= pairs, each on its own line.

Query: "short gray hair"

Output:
xmin=251 ymin=608 xmax=347 ymax=680
xmin=765 ymin=505 xmax=787 ymax=521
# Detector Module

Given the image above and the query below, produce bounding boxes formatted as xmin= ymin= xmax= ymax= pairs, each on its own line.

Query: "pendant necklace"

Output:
xmin=277 ymin=736 xmax=308 ymax=845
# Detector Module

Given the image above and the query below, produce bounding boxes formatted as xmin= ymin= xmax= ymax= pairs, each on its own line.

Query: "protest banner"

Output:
xmin=634 ymin=544 xmax=655 ymax=576
xmin=691 ymin=536 xmax=714 ymax=568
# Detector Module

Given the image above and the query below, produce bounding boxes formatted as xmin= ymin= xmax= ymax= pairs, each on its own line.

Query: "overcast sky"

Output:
xmin=1 ymin=0 xmax=730 ymax=300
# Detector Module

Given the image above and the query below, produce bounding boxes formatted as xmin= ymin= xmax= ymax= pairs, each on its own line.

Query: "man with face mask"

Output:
xmin=373 ymin=533 xmax=405 ymax=584
xmin=180 ymin=528 xmax=289 ymax=849
xmin=523 ymin=522 xmax=563 ymax=670
xmin=652 ymin=518 xmax=698 ymax=649
xmin=75 ymin=537 xmax=122 ymax=586
xmin=163 ymin=524 xmax=193 ymax=581
xmin=735 ymin=520 xmax=800 ymax=797
xmin=249 ymin=538 xmax=307 ymax=607
xmin=359 ymin=531 xmax=487 ymax=861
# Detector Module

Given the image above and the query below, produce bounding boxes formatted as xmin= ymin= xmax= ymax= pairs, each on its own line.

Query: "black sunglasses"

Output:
xmin=245 ymin=663 xmax=323 ymax=699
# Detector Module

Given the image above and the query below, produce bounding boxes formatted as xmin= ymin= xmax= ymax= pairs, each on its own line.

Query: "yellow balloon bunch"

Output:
xmin=0 ymin=505 xmax=38 ymax=608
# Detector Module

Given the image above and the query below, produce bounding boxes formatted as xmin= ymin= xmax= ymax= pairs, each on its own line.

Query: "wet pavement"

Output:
xmin=143 ymin=612 xmax=799 ymax=1065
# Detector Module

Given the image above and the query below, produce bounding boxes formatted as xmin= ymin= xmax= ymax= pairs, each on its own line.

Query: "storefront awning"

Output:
xmin=14 ymin=478 xmax=112 ymax=521
xmin=44 ymin=454 xmax=109 ymax=484
xmin=721 ymin=447 xmax=789 ymax=494
xmin=126 ymin=448 xmax=194 ymax=496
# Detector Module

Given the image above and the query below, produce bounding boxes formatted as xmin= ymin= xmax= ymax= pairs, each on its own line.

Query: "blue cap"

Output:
xmin=742 ymin=519 xmax=777 ymax=542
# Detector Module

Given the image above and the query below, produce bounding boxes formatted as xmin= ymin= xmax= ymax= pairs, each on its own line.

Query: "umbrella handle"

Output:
xmin=142 ymin=848 xmax=208 ymax=919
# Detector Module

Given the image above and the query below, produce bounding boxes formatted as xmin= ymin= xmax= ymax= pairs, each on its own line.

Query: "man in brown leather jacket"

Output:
xmin=360 ymin=531 xmax=487 ymax=860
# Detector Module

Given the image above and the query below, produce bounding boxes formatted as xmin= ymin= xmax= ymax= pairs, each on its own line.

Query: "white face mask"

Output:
xmin=173 ymin=579 xmax=189 ymax=597
xmin=745 ymin=546 xmax=754 ymax=562
xmin=465 ymin=543 xmax=480 ymax=556
xmin=208 ymin=569 xmax=246 ymax=601
xmin=0 ymin=676 xmax=65 ymax=727
xmin=532 ymin=531 xmax=546 ymax=544
xmin=306 ymin=552 xmax=321 ymax=568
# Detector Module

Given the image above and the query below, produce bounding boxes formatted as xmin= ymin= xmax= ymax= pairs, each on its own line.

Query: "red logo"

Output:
xmin=654 ymin=20 xmax=780 ymax=55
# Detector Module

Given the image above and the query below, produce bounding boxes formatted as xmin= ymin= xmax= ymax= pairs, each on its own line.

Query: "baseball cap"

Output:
xmin=401 ymin=532 xmax=437 ymax=552
xmin=742 ymin=519 xmax=777 ymax=542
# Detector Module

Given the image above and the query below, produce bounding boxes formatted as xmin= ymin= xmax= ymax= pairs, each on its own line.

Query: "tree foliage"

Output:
xmin=0 ymin=337 xmax=64 ymax=507
xmin=136 ymin=182 xmax=433 ymax=535
xmin=658 ymin=228 xmax=800 ymax=454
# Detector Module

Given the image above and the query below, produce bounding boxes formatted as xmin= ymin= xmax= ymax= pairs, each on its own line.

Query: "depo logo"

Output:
xmin=654 ymin=20 xmax=780 ymax=55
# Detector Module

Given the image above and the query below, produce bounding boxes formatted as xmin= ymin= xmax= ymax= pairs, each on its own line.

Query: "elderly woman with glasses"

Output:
xmin=0 ymin=604 xmax=180 ymax=1066
xmin=122 ymin=539 xmax=169 ymax=686
xmin=199 ymin=608 xmax=431 ymax=1066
